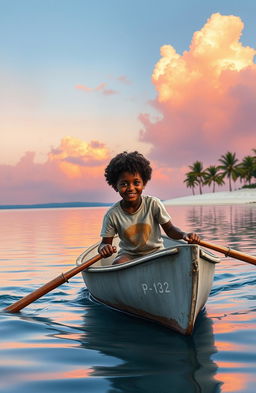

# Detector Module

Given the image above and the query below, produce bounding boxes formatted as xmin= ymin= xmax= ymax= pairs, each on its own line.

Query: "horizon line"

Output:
xmin=0 ymin=201 xmax=113 ymax=210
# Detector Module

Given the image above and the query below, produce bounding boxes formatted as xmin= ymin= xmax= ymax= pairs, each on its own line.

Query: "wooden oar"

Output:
xmin=194 ymin=239 xmax=256 ymax=266
xmin=4 ymin=253 xmax=102 ymax=313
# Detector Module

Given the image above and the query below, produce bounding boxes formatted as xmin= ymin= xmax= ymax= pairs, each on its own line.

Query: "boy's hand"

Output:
xmin=183 ymin=232 xmax=200 ymax=243
xmin=99 ymin=244 xmax=117 ymax=258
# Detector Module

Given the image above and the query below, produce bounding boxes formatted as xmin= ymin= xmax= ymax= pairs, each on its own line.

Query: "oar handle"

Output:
xmin=195 ymin=240 xmax=256 ymax=266
xmin=4 ymin=253 xmax=102 ymax=313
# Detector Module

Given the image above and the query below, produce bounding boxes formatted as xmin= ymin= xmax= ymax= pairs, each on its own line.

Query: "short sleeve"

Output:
xmin=100 ymin=212 xmax=117 ymax=237
xmin=153 ymin=198 xmax=171 ymax=225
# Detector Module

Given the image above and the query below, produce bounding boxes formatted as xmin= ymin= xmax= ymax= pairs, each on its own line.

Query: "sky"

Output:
xmin=1 ymin=0 xmax=256 ymax=204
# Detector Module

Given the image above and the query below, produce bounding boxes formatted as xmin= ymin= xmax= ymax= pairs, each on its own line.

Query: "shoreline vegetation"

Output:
xmin=184 ymin=150 xmax=256 ymax=194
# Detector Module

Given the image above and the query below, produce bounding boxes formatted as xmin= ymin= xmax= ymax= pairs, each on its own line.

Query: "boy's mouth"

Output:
xmin=125 ymin=192 xmax=137 ymax=197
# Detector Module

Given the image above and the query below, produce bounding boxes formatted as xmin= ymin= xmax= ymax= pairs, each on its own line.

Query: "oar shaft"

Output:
xmin=4 ymin=254 xmax=102 ymax=313
xmin=197 ymin=240 xmax=256 ymax=266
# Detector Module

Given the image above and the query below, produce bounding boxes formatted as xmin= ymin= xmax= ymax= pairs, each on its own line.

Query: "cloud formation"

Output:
xmin=140 ymin=13 xmax=256 ymax=167
xmin=76 ymin=83 xmax=118 ymax=95
xmin=0 ymin=137 xmax=113 ymax=204
xmin=117 ymin=75 xmax=132 ymax=85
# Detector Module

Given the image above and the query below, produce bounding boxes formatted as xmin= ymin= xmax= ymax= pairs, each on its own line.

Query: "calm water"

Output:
xmin=0 ymin=204 xmax=255 ymax=393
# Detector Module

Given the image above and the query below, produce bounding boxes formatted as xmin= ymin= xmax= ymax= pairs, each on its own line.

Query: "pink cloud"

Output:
xmin=102 ymin=88 xmax=117 ymax=96
xmin=0 ymin=137 xmax=114 ymax=204
xmin=75 ymin=82 xmax=118 ymax=96
xmin=139 ymin=13 xmax=256 ymax=167
xmin=146 ymin=163 xmax=187 ymax=199
xmin=117 ymin=75 xmax=132 ymax=85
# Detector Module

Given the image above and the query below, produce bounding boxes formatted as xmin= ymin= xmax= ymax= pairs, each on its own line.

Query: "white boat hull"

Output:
xmin=77 ymin=237 xmax=220 ymax=334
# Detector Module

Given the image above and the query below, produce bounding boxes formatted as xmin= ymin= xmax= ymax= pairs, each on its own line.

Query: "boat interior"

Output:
xmin=76 ymin=236 xmax=220 ymax=271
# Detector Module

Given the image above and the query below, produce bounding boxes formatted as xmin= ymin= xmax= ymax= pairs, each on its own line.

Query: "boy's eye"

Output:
xmin=118 ymin=179 xmax=142 ymax=188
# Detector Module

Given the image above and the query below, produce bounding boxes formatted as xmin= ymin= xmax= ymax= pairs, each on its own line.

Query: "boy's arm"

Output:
xmin=161 ymin=221 xmax=200 ymax=243
xmin=98 ymin=237 xmax=117 ymax=258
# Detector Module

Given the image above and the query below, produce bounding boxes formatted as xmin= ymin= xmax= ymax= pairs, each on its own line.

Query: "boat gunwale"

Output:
xmin=77 ymin=244 xmax=220 ymax=274
xmin=200 ymin=248 xmax=220 ymax=263
xmin=80 ymin=247 xmax=180 ymax=272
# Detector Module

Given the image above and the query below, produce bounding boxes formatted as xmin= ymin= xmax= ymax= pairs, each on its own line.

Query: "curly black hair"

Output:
xmin=104 ymin=151 xmax=152 ymax=190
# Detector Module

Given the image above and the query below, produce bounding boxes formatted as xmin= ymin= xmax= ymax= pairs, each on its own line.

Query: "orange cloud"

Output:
xmin=0 ymin=137 xmax=113 ymax=204
xmin=75 ymin=83 xmax=117 ymax=95
xmin=49 ymin=136 xmax=110 ymax=169
xmin=140 ymin=13 xmax=256 ymax=166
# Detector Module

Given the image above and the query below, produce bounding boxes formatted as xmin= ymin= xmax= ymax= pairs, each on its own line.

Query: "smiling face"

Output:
xmin=116 ymin=171 xmax=145 ymax=206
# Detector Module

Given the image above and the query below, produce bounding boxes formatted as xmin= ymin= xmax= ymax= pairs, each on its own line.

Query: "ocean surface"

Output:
xmin=0 ymin=204 xmax=255 ymax=393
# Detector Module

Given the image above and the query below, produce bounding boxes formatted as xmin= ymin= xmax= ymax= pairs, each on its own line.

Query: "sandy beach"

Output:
xmin=164 ymin=189 xmax=256 ymax=206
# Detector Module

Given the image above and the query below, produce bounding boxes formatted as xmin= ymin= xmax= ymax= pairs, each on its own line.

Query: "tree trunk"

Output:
xmin=199 ymin=181 xmax=202 ymax=194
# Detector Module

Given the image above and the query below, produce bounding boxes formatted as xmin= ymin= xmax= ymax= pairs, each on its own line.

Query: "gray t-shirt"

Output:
xmin=100 ymin=195 xmax=171 ymax=256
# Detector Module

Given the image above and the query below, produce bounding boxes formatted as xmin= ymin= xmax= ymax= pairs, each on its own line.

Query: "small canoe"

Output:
xmin=76 ymin=237 xmax=220 ymax=335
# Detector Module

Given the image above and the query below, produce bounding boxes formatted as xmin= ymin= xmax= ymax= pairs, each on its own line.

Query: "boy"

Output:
xmin=98 ymin=151 xmax=200 ymax=264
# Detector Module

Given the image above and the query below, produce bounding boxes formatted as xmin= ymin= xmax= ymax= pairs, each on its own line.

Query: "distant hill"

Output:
xmin=0 ymin=202 xmax=113 ymax=210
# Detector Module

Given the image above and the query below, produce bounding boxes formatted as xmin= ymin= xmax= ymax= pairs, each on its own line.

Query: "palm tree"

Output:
xmin=184 ymin=172 xmax=198 ymax=195
xmin=218 ymin=152 xmax=239 ymax=192
xmin=252 ymin=149 xmax=256 ymax=182
xmin=204 ymin=166 xmax=225 ymax=192
xmin=188 ymin=161 xmax=205 ymax=194
xmin=238 ymin=155 xmax=256 ymax=185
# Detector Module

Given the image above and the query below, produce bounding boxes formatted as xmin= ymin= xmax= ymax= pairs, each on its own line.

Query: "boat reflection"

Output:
xmin=14 ymin=289 xmax=222 ymax=393
xmin=78 ymin=296 xmax=222 ymax=393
